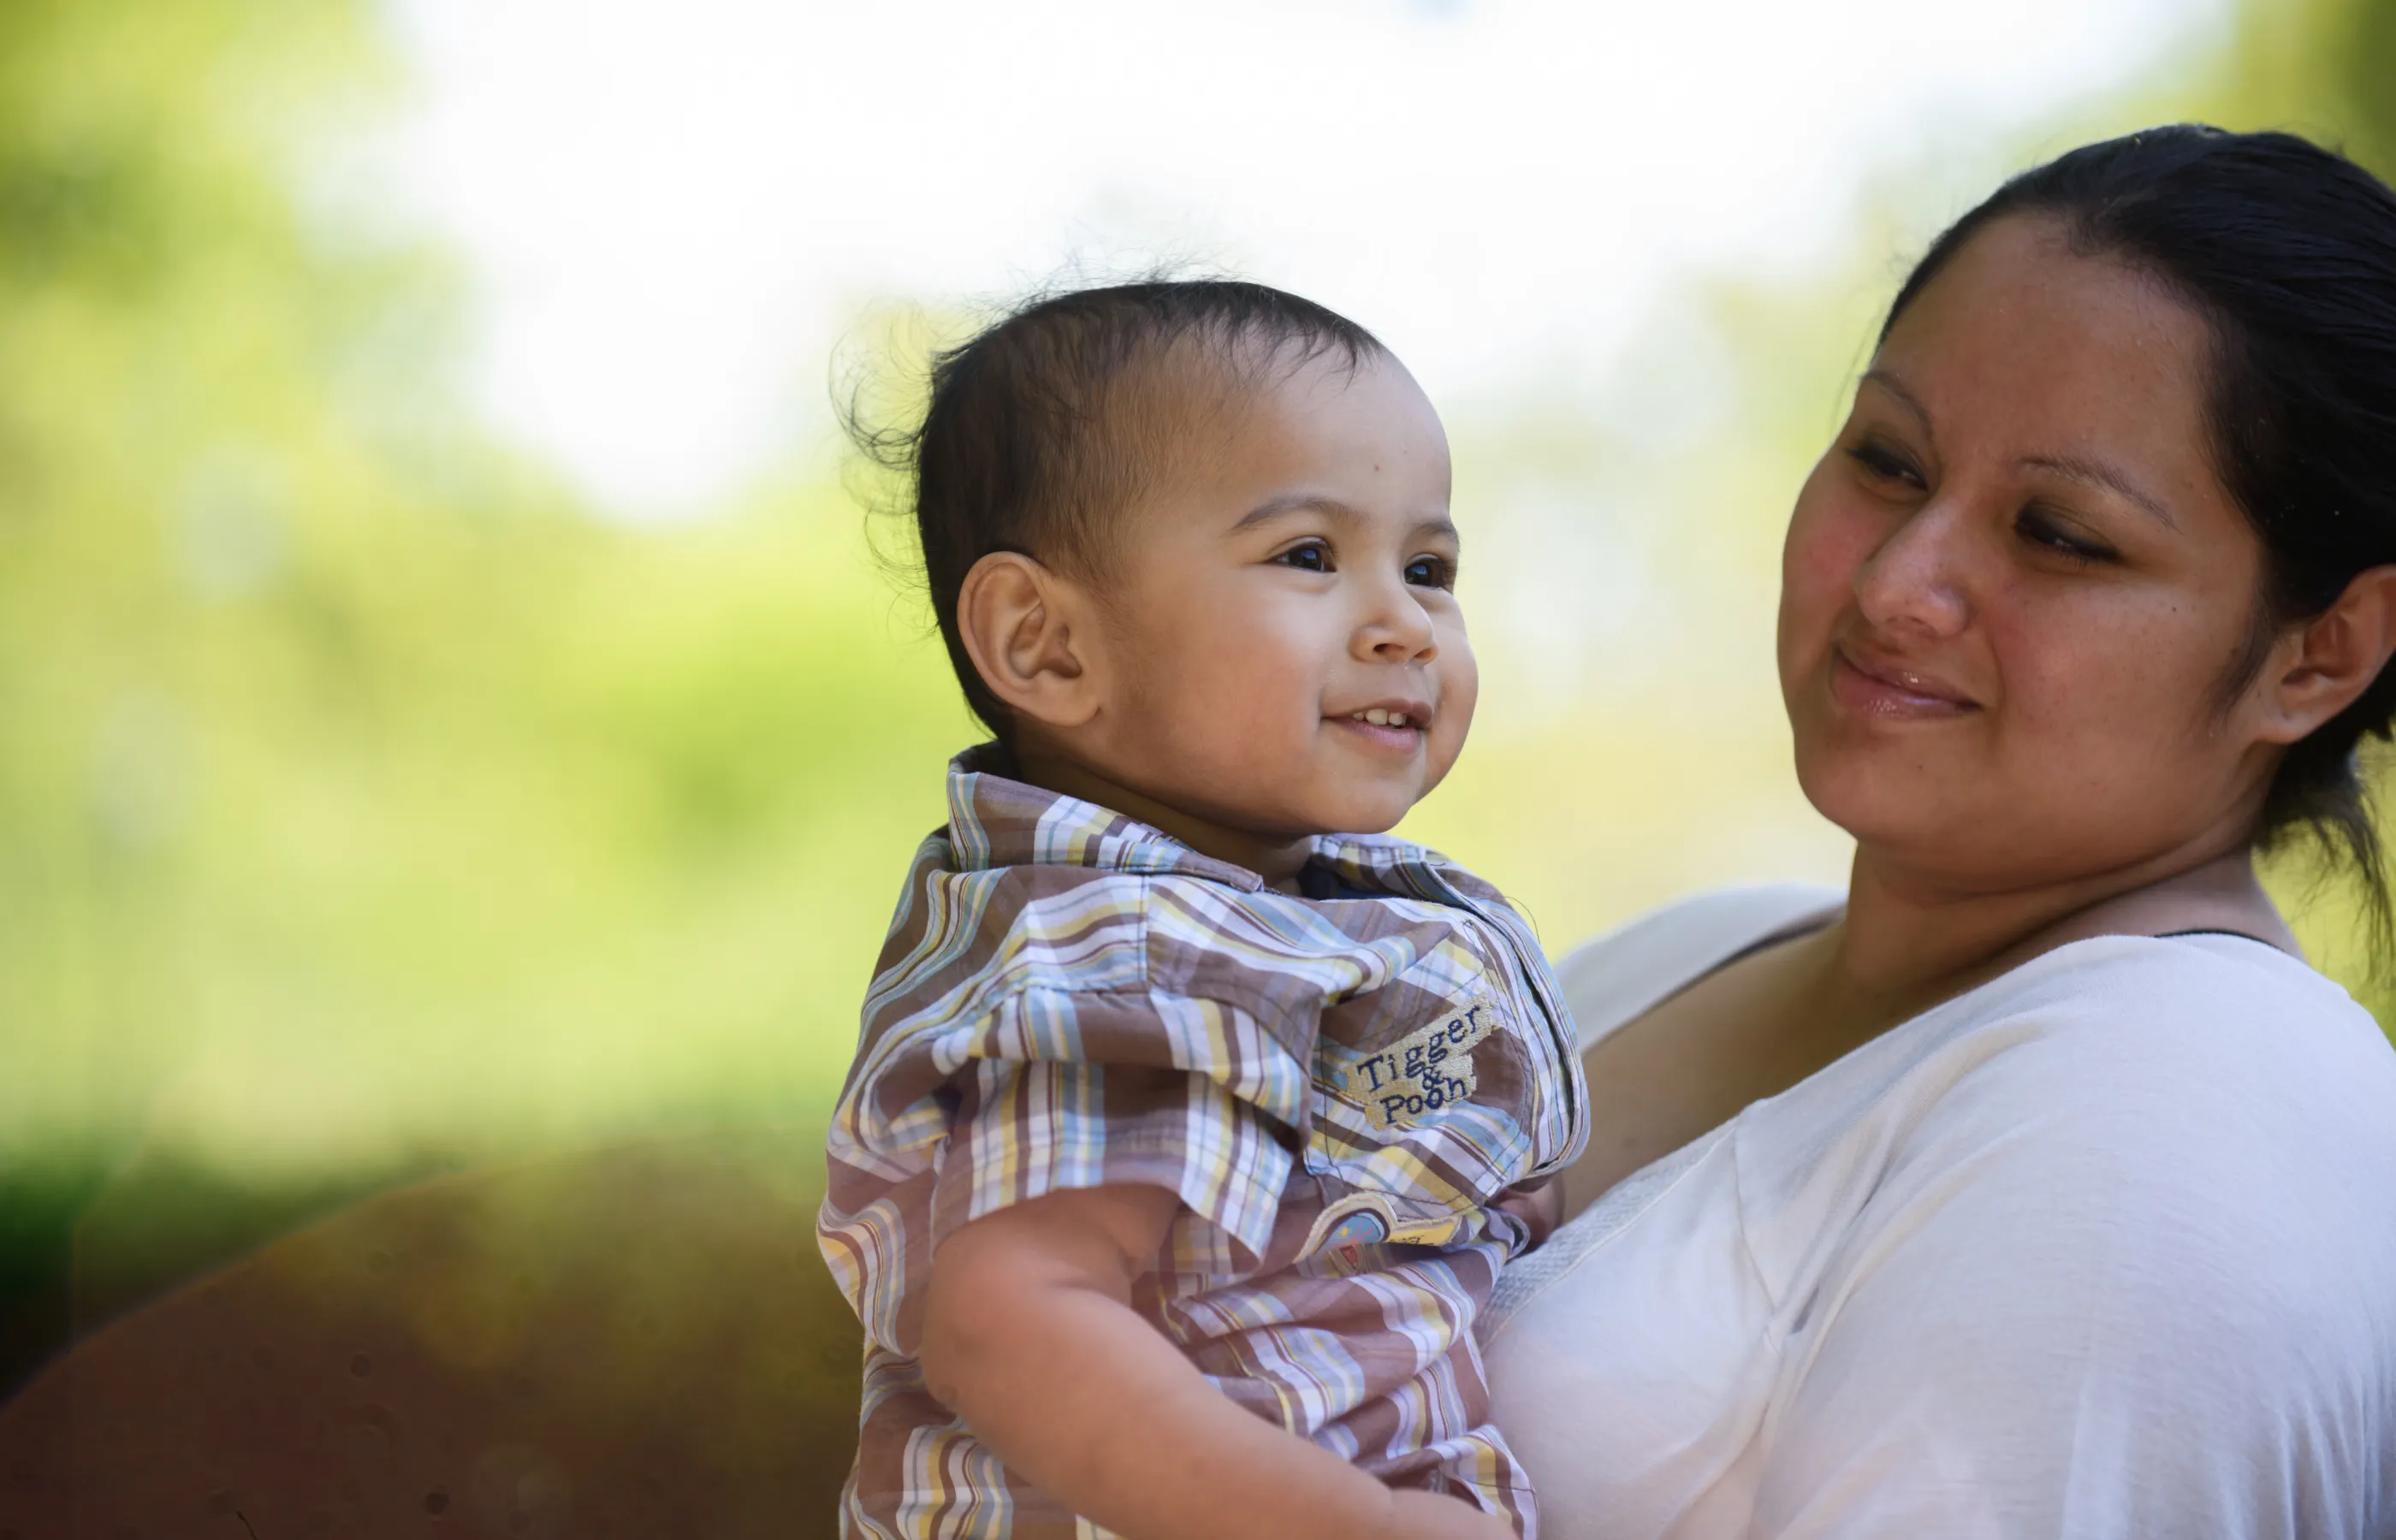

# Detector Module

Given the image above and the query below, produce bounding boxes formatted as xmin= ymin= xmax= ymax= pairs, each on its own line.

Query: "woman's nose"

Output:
xmin=1853 ymin=500 xmax=1972 ymax=639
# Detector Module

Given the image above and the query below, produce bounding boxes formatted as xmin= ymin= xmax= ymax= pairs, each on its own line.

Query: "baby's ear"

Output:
xmin=955 ymin=552 xmax=1106 ymax=731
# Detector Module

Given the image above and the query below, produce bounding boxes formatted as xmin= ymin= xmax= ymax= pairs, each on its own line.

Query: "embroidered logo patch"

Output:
xmin=1337 ymin=998 xmax=1498 ymax=1130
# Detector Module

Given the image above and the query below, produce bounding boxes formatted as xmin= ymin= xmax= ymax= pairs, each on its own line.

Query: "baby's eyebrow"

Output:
xmin=1229 ymin=492 xmax=1361 ymax=532
xmin=1229 ymin=497 xmax=1459 ymax=543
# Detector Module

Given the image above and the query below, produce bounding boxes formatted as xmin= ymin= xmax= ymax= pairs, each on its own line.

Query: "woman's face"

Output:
xmin=1779 ymin=213 xmax=2285 ymax=895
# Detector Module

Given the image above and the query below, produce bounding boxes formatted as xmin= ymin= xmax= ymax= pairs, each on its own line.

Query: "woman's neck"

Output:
xmin=1818 ymin=840 xmax=2297 ymax=1035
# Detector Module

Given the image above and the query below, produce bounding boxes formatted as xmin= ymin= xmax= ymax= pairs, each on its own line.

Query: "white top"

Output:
xmin=1483 ymin=886 xmax=2396 ymax=1540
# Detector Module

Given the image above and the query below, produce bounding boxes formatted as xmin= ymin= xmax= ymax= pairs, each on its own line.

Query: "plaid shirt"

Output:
xmin=819 ymin=748 xmax=1587 ymax=1538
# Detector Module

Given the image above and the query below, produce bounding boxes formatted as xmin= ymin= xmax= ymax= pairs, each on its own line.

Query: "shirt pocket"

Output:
xmin=1302 ymin=939 xmax=1545 ymax=1234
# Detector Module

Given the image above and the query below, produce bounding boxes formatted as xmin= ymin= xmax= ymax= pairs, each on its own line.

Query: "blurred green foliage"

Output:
xmin=0 ymin=0 xmax=971 ymax=1386
xmin=7 ymin=0 xmax=2396 ymax=1395
xmin=0 ymin=0 xmax=977 ymax=1193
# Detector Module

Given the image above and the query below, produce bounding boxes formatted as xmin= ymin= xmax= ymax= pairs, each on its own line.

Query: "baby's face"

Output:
xmin=1080 ymin=350 xmax=1474 ymax=840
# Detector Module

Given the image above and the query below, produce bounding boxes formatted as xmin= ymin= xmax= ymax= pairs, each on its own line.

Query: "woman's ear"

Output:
xmin=2257 ymin=564 xmax=2396 ymax=743
xmin=956 ymin=551 xmax=1106 ymax=732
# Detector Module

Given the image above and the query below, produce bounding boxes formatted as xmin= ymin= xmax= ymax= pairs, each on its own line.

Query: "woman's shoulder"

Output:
xmin=1550 ymin=883 xmax=1845 ymax=1052
xmin=1764 ymin=930 xmax=2396 ymax=1188
xmin=1742 ymin=933 xmax=2396 ymax=1330
xmin=1942 ymin=931 xmax=2396 ymax=1126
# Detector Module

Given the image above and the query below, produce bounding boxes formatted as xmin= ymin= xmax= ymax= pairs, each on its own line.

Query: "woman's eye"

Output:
xmin=1845 ymin=441 xmax=1925 ymax=488
xmin=1404 ymin=555 xmax=1456 ymax=589
xmin=2016 ymin=508 xmax=2117 ymax=566
xmin=1276 ymin=542 xmax=1332 ymax=573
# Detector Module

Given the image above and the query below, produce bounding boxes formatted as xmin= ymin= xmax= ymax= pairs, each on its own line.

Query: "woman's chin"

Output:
xmin=1794 ymin=760 xmax=1972 ymax=853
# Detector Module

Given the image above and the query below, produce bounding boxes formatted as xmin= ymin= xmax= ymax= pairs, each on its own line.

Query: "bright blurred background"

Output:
xmin=8 ymin=0 xmax=2396 ymax=1391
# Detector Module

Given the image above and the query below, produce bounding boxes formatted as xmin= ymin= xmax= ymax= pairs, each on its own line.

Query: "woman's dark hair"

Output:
xmin=1887 ymin=125 xmax=2396 ymax=953
xmin=851 ymin=279 xmax=1385 ymax=741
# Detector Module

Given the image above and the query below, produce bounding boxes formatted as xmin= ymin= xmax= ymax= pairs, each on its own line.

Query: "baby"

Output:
xmin=819 ymin=281 xmax=1586 ymax=1540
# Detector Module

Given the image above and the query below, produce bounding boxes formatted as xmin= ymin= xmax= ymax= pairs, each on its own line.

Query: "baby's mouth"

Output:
xmin=1331 ymin=702 xmax=1433 ymax=751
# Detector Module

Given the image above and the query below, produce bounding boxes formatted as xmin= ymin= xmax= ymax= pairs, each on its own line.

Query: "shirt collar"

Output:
xmin=943 ymin=744 xmax=1448 ymax=899
xmin=946 ymin=744 xmax=1266 ymax=891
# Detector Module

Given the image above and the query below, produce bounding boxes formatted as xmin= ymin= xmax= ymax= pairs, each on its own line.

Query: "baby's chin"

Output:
xmin=1140 ymin=758 xmax=1431 ymax=843
xmin=1259 ymin=786 xmax=1421 ymax=841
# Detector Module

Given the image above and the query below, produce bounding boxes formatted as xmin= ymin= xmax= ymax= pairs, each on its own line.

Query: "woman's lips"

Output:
xmin=1830 ymin=645 xmax=1978 ymax=720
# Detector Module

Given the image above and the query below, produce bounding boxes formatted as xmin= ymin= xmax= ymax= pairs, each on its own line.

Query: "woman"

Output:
xmin=1484 ymin=126 xmax=2396 ymax=1537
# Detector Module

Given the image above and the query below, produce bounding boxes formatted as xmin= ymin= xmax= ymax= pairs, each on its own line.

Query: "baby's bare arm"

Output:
xmin=921 ymin=1185 xmax=1513 ymax=1540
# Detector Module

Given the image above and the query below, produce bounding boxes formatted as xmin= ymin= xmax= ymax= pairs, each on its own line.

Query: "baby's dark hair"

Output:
xmin=854 ymin=279 xmax=1386 ymax=740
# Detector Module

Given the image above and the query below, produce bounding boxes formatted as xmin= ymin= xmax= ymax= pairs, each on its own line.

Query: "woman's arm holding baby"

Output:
xmin=922 ymin=1185 xmax=1513 ymax=1540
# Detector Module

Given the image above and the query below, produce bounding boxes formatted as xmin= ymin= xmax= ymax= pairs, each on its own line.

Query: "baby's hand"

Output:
xmin=1383 ymin=1490 xmax=1519 ymax=1540
xmin=1492 ymin=1173 xmax=1564 ymax=1251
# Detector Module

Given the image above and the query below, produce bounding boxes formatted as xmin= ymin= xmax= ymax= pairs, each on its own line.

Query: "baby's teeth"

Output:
xmin=1366 ymin=708 xmax=1390 ymax=726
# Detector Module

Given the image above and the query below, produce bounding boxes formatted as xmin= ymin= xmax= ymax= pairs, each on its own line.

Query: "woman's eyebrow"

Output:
xmin=2019 ymin=453 xmax=2180 ymax=530
xmin=1859 ymin=369 xmax=1933 ymax=425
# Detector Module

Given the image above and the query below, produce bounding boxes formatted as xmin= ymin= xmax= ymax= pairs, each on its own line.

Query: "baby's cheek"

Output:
xmin=1207 ymin=653 xmax=1310 ymax=735
xmin=1167 ymin=654 xmax=1316 ymax=778
xmin=1438 ymin=628 xmax=1479 ymax=715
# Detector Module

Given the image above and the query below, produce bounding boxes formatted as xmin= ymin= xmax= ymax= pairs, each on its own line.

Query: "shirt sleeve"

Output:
xmin=1745 ymin=987 xmax=2396 ymax=1540
xmin=921 ymin=985 xmax=1314 ymax=1266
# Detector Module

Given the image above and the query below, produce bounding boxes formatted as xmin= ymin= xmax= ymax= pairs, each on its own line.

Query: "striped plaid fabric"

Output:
xmin=819 ymin=747 xmax=1587 ymax=1538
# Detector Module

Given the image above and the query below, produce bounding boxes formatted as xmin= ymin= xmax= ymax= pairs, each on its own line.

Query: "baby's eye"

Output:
xmin=1404 ymin=555 xmax=1456 ymax=589
xmin=1276 ymin=542 xmax=1333 ymax=573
